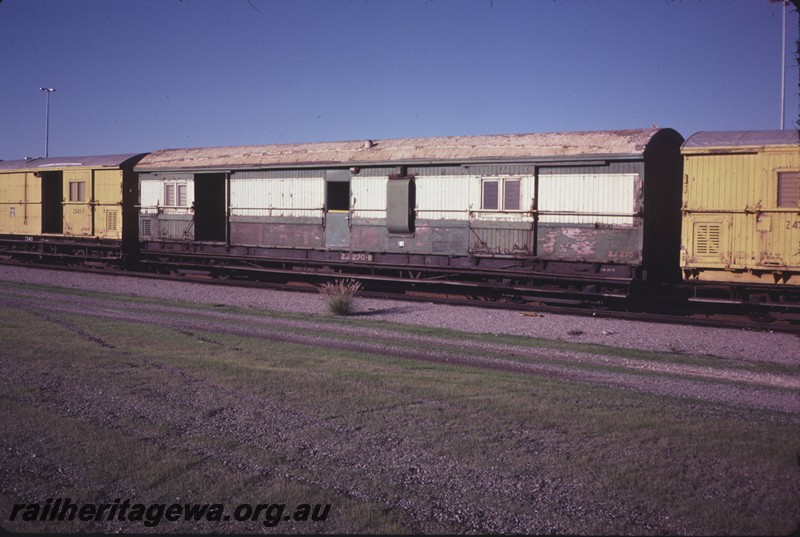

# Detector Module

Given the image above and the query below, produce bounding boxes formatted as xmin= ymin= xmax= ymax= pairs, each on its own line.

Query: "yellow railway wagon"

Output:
xmin=0 ymin=154 xmax=145 ymax=260
xmin=680 ymin=130 xmax=800 ymax=290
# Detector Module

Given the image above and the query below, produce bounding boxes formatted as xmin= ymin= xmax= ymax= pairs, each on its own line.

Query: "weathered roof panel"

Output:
xmin=0 ymin=153 xmax=146 ymax=172
xmin=135 ymin=129 xmax=667 ymax=171
xmin=683 ymin=130 xmax=800 ymax=150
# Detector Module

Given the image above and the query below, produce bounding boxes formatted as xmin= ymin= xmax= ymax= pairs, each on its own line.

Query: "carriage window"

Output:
xmin=504 ymin=179 xmax=521 ymax=210
xmin=482 ymin=180 xmax=499 ymax=210
xmin=164 ymin=182 xmax=188 ymax=207
xmin=482 ymin=178 xmax=521 ymax=211
xmin=69 ymin=181 xmax=86 ymax=202
xmin=777 ymin=172 xmax=799 ymax=207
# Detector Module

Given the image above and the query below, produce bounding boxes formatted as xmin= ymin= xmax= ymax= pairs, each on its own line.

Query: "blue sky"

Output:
xmin=1 ymin=0 xmax=797 ymax=160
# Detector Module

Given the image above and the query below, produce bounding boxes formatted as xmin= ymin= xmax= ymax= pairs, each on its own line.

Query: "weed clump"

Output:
xmin=319 ymin=279 xmax=362 ymax=316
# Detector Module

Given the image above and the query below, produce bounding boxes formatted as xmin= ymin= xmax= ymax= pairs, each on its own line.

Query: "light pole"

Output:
xmin=780 ymin=0 xmax=786 ymax=129
xmin=772 ymin=0 xmax=789 ymax=129
xmin=39 ymin=87 xmax=55 ymax=157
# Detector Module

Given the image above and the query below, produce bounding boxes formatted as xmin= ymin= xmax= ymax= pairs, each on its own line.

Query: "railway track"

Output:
xmin=3 ymin=258 xmax=799 ymax=335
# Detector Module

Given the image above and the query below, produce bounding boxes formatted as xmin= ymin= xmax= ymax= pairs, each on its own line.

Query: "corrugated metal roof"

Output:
xmin=682 ymin=130 xmax=800 ymax=150
xmin=0 ymin=153 xmax=146 ymax=172
xmin=135 ymin=129 xmax=668 ymax=171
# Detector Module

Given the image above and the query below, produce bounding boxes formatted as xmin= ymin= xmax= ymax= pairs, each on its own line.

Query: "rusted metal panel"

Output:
xmin=350 ymin=220 xmax=388 ymax=252
xmin=229 ymin=221 xmax=261 ymax=246
xmin=429 ymin=227 xmax=469 ymax=255
xmin=469 ymin=221 xmax=534 ymax=255
xmin=135 ymin=129 xmax=668 ymax=172
xmin=418 ymin=221 xmax=469 ymax=255
xmin=264 ymin=222 xmax=324 ymax=249
xmin=354 ymin=219 xmax=467 ymax=256
xmin=538 ymin=225 xmax=642 ymax=264
xmin=229 ymin=217 xmax=324 ymax=249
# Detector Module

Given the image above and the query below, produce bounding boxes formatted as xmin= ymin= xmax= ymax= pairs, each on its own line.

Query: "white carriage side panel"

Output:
xmin=538 ymin=173 xmax=637 ymax=225
xmin=521 ymin=176 xmax=535 ymax=212
xmin=139 ymin=179 xmax=162 ymax=215
xmin=230 ymin=175 xmax=324 ymax=218
xmin=415 ymin=175 xmax=471 ymax=220
xmin=351 ymin=175 xmax=387 ymax=219
xmin=186 ymin=181 xmax=195 ymax=212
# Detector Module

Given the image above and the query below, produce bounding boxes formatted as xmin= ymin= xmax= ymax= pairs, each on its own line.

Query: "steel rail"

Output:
xmin=2 ymin=258 xmax=798 ymax=335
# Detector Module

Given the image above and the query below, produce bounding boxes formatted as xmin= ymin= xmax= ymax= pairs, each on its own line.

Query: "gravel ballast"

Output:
xmin=0 ymin=265 xmax=797 ymax=365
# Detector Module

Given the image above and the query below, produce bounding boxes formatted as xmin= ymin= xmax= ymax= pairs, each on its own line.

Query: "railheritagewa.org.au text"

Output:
xmin=9 ymin=498 xmax=331 ymax=528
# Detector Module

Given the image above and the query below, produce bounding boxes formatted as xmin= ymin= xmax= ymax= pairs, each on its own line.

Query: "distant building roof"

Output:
xmin=0 ymin=153 xmax=146 ymax=172
xmin=136 ymin=128 xmax=675 ymax=171
xmin=683 ymin=130 xmax=800 ymax=150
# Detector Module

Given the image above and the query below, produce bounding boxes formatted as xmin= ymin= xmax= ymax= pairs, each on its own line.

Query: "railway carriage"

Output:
xmin=135 ymin=128 xmax=683 ymax=300
xmin=680 ymin=130 xmax=800 ymax=305
xmin=0 ymin=154 xmax=145 ymax=263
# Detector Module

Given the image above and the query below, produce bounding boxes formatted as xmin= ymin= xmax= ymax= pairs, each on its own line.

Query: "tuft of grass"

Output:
xmin=319 ymin=278 xmax=362 ymax=315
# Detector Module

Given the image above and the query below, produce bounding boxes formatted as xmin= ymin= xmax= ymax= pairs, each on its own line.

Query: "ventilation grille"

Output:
xmin=106 ymin=210 xmax=118 ymax=232
xmin=778 ymin=171 xmax=799 ymax=208
xmin=694 ymin=223 xmax=721 ymax=256
xmin=141 ymin=218 xmax=152 ymax=236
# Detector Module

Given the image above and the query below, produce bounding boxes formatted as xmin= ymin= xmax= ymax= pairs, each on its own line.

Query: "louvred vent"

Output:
xmin=694 ymin=223 xmax=721 ymax=255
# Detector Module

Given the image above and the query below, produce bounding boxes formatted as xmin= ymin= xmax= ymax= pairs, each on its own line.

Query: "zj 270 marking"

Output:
xmin=340 ymin=253 xmax=374 ymax=262
xmin=608 ymin=250 xmax=636 ymax=259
